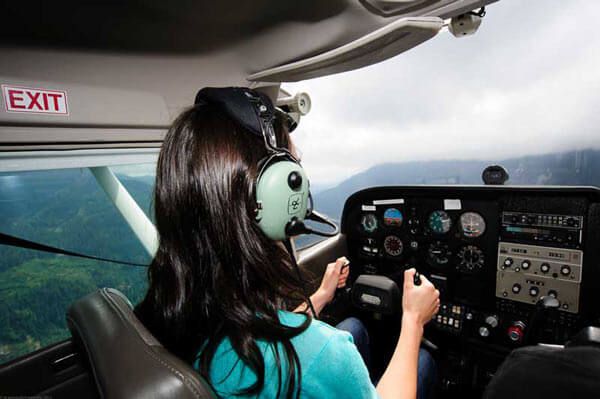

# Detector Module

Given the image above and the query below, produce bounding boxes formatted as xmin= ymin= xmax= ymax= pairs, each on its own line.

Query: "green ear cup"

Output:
xmin=255 ymin=160 xmax=309 ymax=240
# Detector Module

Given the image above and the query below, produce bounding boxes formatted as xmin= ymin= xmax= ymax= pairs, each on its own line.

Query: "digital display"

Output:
xmin=548 ymin=251 xmax=566 ymax=259
xmin=506 ymin=226 xmax=551 ymax=235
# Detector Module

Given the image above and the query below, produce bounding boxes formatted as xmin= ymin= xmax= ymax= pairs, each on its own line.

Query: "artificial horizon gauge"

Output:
xmin=384 ymin=235 xmax=403 ymax=257
xmin=383 ymin=208 xmax=404 ymax=226
xmin=428 ymin=210 xmax=452 ymax=234
xmin=361 ymin=214 xmax=378 ymax=233
xmin=460 ymin=212 xmax=486 ymax=238
xmin=457 ymin=245 xmax=484 ymax=272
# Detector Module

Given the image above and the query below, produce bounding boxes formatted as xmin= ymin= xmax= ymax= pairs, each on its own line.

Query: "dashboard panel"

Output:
xmin=341 ymin=186 xmax=600 ymax=392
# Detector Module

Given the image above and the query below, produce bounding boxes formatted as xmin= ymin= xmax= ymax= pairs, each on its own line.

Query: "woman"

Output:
xmin=136 ymin=88 xmax=440 ymax=398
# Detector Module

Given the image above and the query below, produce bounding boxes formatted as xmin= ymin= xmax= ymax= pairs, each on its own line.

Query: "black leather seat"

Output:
xmin=67 ymin=288 xmax=215 ymax=399
xmin=484 ymin=344 xmax=600 ymax=399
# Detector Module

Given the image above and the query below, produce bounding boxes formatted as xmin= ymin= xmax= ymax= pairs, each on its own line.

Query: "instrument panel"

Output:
xmin=350 ymin=196 xmax=500 ymax=309
xmin=342 ymin=186 xmax=600 ymax=349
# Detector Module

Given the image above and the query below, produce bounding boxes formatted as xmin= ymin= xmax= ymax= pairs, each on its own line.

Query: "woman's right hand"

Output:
xmin=401 ymin=268 xmax=440 ymax=327
xmin=376 ymin=268 xmax=439 ymax=399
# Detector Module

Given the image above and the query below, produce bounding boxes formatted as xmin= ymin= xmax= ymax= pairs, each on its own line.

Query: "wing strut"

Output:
xmin=89 ymin=166 xmax=158 ymax=257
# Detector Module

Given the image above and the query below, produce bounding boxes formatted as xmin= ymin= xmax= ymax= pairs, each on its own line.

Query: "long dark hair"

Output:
xmin=135 ymin=103 xmax=311 ymax=398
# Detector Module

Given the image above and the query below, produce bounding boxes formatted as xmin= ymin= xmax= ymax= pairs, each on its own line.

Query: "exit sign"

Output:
xmin=2 ymin=84 xmax=69 ymax=115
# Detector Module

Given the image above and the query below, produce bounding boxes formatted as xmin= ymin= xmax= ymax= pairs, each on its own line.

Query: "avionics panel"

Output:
xmin=496 ymin=211 xmax=585 ymax=314
xmin=501 ymin=211 xmax=583 ymax=248
xmin=496 ymin=242 xmax=583 ymax=313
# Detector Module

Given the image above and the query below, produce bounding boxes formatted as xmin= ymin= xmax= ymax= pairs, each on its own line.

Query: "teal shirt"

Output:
xmin=194 ymin=311 xmax=379 ymax=398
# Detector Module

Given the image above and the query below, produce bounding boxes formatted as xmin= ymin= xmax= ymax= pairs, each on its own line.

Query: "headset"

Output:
xmin=194 ymin=87 xmax=338 ymax=241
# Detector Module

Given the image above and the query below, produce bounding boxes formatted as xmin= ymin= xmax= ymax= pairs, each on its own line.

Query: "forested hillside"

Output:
xmin=0 ymin=169 xmax=152 ymax=363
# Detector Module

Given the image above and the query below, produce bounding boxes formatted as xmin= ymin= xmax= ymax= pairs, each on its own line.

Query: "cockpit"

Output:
xmin=1 ymin=1 xmax=600 ymax=398
xmin=335 ymin=185 xmax=600 ymax=395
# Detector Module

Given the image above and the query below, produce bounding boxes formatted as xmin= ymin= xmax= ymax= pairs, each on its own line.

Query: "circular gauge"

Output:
xmin=460 ymin=212 xmax=486 ymax=238
xmin=457 ymin=245 xmax=485 ymax=272
xmin=361 ymin=214 xmax=378 ymax=233
xmin=427 ymin=241 xmax=451 ymax=267
xmin=384 ymin=235 xmax=403 ymax=257
xmin=383 ymin=208 xmax=404 ymax=227
xmin=428 ymin=210 xmax=452 ymax=234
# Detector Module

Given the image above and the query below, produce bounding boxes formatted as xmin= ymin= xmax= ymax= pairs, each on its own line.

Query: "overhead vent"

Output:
xmin=247 ymin=17 xmax=443 ymax=83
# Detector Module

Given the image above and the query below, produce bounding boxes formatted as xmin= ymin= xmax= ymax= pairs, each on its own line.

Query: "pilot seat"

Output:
xmin=66 ymin=288 xmax=216 ymax=399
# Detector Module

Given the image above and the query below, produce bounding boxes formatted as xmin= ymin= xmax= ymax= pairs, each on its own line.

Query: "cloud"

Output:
xmin=284 ymin=0 xmax=600 ymax=186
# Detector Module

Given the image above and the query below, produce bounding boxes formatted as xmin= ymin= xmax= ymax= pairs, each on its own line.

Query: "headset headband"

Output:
xmin=194 ymin=87 xmax=296 ymax=155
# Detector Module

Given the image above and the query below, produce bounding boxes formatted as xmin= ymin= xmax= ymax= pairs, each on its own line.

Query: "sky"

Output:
xmin=284 ymin=0 xmax=600 ymax=187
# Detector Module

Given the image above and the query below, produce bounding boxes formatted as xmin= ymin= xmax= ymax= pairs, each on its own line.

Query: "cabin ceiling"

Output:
xmin=0 ymin=1 xmax=352 ymax=55
xmin=1 ymin=0 xmax=496 ymax=75
xmin=0 ymin=0 xmax=498 ymax=153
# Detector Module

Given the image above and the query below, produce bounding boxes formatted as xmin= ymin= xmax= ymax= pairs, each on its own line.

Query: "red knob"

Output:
xmin=507 ymin=321 xmax=526 ymax=343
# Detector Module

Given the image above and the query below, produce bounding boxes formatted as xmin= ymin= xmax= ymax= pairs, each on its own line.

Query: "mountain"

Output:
xmin=312 ymin=149 xmax=600 ymax=221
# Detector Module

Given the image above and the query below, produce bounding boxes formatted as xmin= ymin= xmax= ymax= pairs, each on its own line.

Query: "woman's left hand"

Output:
xmin=316 ymin=257 xmax=350 ymax=304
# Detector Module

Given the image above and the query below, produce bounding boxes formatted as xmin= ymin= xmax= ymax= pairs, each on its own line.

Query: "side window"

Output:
xmin=0 ymin=164 xmax=155 ymax=364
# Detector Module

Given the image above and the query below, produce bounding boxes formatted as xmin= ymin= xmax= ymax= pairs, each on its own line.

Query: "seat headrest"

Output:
xmin=66 ymin=288 xmax=215 ymax=399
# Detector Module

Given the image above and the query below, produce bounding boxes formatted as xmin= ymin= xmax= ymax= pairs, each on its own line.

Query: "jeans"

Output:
xmin=336 ymin=317 xmax=437 ymax=399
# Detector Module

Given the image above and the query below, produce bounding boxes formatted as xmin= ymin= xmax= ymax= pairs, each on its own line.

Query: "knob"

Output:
xmin=521 ymin=260 xmax=531 ymax=269
xmin=479 ymin=326 xmax=490 ymax=338
xmin=560 ymin=265 xmax=571 ymax=276
xmin=540 ymin=263 xmax=550 ymax=273
xmin=287 ymin=171 xmax=303 ymax=190
xmin=548 ymin=290 xmax=558 ymax=298
xmin=503 ymin=258 xmax=514 ymax=267
xmin=529 ymin=286 xmax=539 ymax=297
xmin=408 ymin=219 xmax=420 ymax=235
xmin=507 ymin=321 xmax=526 ymax=343
xmin=485 ymin=315 xmax=499 ymax=328
xmin=512 ymin=283 xmax=521 ymax=294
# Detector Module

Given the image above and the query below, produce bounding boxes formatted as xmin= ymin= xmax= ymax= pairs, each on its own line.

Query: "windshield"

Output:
xmin=285 ymin=0 xmax=600 ymax=221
